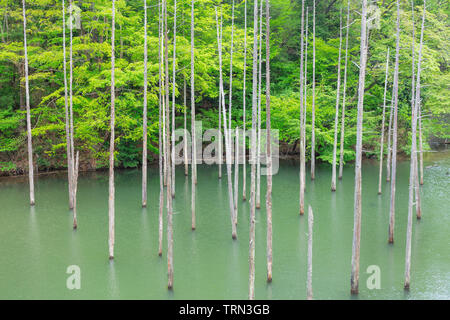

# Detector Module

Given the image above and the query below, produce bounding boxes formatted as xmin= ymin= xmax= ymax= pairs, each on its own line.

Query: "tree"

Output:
xmin=142 ymin=0 xmax=148 ymax=208
xmin=350 ymin=0 xmax=368 ymax=295
xmin=242 ymin=0 xmax=248 ymax=201
xmin=265 ymin=0 xmax=272 ymax=283
xmin=108 ymin=0 xmax=116 ymax=260
xmin=378 ymin=48 xmax=390 ymax=195
xmin=310 ymin=0 xmax=316 ymax=181
xmin=256 ymin=0 xmax=263 ymax=210
xmin=388 ymin=0 xmax=401 ymax=244
xmin=171 ymin=0 xmax=177 ymax=199
xmin=298 ymin=0 xmax=305 ymax=215
xmin=191 ymin=0 xmax=196 ymax=230
xmin=405 ymin=0 xmax=426 ymax=290
xmin=158 ymin=0 xmax=164 ymax=257
xmin=331 ymin=9 xmax=343 ymax=192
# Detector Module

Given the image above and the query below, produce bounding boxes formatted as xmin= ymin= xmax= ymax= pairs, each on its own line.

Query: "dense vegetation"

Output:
xmin=0 ymin=0 xmax=448 ymax=174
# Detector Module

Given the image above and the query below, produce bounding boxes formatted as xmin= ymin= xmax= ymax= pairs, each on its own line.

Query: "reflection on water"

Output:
xmin=0 ymin=151 xmax=449 ymax=299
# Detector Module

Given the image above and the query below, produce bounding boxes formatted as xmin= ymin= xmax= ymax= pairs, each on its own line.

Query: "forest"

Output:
xmin=0 ymin=0 xmax=448 ymax=174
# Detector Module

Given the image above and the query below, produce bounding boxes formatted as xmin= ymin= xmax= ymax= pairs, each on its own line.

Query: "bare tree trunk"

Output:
xmin=142 ymin=0 xmax=148 ymax=208
xmin=307 ymin=205 xmax=314 ymax=299
xmin=69 ymin=0 xmax=75 ymax=188
xmin=158 ymin=0 xmax=164 ymax=257
xmin=350 ymin=0 xmax=368 ymax=295
xmin=242 ymin=0 xmax=248 ymax=201
xmin=22 ymin=0 xmax=34 ymax=206
xmin=249 ymin=0 xmax=259 ymax=299
xmin=311 ymin=0 xmax=316 ymax=180
xmin=215 ymin=7 xmax=237 ymax=240
xmin=405 ymin=0 xmax=426 ymax=289
xmin=265 ymin=0 xmax=272 ymax=283
xmin=418 ymin=106 xmax=424 ymax=185
xmin=184 ymin=76 xmax=188 ymax=176
xmin=108 ymin=0 xmax=116 ymax=260
xmin=338 ymin=2 xmax=350 ymax=180
xmin=388 ymin=0 xmax=401 ymax=244
xmin=218 ymin=68 xmax=222 ymax=179
xmin=230 ymin=0 xmax=237 ymax=216
xmin=234 ymin=127 xmax=239 ymax=223
xmin=298 ymin=0 xmax=305 ymax=215
xmin=378 ymin=49 xmax=390 ymax=195
xmin=303 ymin=8 xmax=308 ymax=193
xmin=171 ymin=0 xmax=177 ymax=199
xmin=190 ymin=0 xmax=196 ymax=230
xmin=331 ymin=10 xmax=343 ymax=192
xmin=72 ymin=151 xmax=80 ymax=229
xmin=62 ymin=0 xmax=73 ymax=210
xmin=256 ymin=0 xmax=263 ymax=210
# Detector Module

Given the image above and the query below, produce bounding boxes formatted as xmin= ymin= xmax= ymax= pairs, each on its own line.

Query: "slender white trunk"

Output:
xmin=350 ymin=0 xmax=368 ymax=295
xmin=142 ymin=0 xmax=148 ymax=207
xmin=405 ymin=0 xmax=426 ymax=289
xmin=388 ymin=0 xmax=401 ymax=244
xmin=331 ymin=10 xmax=343 ymax=192
xmin=298 ymin=0 xmax=304 ymax=215
xmin=242 ymin=0 xmax=247 ymax=201
xmin=418 ymin=106 xmax=424 ymax=185
xmin=256 ymin=0 xmax=262 ymax=210
xmin=230 ymin=0 xmax=237 ymax=217
xmin=72 ymin=151 xmax=79 ymax=229
xmin=184 ymin=76 xmax=188 ymax=176
xmin=338 ymin=2 xmax=350 ymax=180
xmin=69 ymin=0 xmax=75 ymax=188
xmin=108 ymin=0 xmax=116 ymax=260
xmin=171 ymin=0 xmax=177 ymax=199
xmin=158 ymin=0 xmax=164 ymax=257
xmin=307 ymin=205 xmax=314 ymax=299
xmin=311 ymin=0 xmax=316 ymax=180
xmin=302 ymin=8 xmax=308 ymax=195
xmin=234 ymin=127 xmax=239 ymax=223
xmin=378 ymin=49 xmax=390 ymax=195
xmin=191 ymin=0 xmax=196 ymax=230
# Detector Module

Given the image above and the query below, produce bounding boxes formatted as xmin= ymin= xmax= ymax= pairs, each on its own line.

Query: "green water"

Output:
xmin=0 ymin=151 xmax=449 ymax=300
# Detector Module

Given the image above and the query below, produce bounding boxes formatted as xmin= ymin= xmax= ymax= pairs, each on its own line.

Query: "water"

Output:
xmin=0 ymin=151 xmax=449 ymax=300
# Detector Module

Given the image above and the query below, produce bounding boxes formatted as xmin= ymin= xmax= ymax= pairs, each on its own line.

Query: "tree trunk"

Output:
xmin=350 ymin=0 xmax=368 ymax=295
xmin=22 ymin=0 xmax=34 ymax=206
xmin=418 ymin=106 xmax=424 ymax=185
xmin=311 ymin=0 xmax=316 ymax=180
xmin=158 ymin=0 xmax=164 ymax=257
xmin=249 ymin=0 xmax=259 ymax=299
xmin=184 ymin=76 xmax=188 ymax=176
xmin=230 ymin=0 xmax=237 ymax=216
xmin=234 ymin=127 xmax=239 ymax=224
xmin=331 ymin=10 xmax=343 ymax=192
xmin=307 ymin=205 xmax=313 ymax=299
xmin=303 ymin=8 xmax=308 ymax=194
xmin=215 ymin=7 xmax=237 ymax=240
xmin=142 ymin=0 xmax=148 ymax=208
xmin=62 ymin=0 xmax=74 ymax=210
xmin=108 ymin=0 xmax=116 ymax=260
xmin=378 ymin=48 xmax=390 ymax=195
xmin=69 ymin=0 xmax=75 ymax=190
xmin=338 ymin=2 xmax=350 ymax=180
xmin=171 ymin=0 xmax=177 ymax=199
xmin=242 ymin=0 xmax=247 ymax=201
xmin=405 ymin=0 xmax=426 ymax=289
xmin=190 ymin=0 xmax=196 ymax=230
xmin=298 ymin=0 xmax=305 ymax=215
xmin=256 ymin=0 xmax=263 ymax=210
xmin=265 ymin=0 xmax=272 ymax=283
xmin=388 ymin=0 xmax=401 ymax=244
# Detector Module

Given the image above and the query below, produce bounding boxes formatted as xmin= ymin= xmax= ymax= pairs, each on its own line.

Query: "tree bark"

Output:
xmin=256 ymin=0 xmax=263 ymax=210
xmin=307 ymin=205 xmax=313 ymax=299
xmin=234 ymin=127 xmax=239 ymax=223
xmin=388 ymin=0 xmax=401 ymax=244
xmin=405 ymin=0 xmax=426 ymax=289
xmin=350 ymin=0 xmax=368 ymax=295
xmin=378 ymin=49 xmax=390 ymax=195
xmin=299 ymin=0 xmax=305 ymax=215
xmin=242 ymin=0 xmax=248 ymax=201
xmin=311 ymin=0 xmax=316 ymax=180
xmin=331 ymin=9 xmax=343 ymax=192
xmin=158 ymin=0 xmax=164 ymax=257
xmin=108 ymin=0 xmax=116 ymax=260
xmin=22 ymin=0 xmax=34 ymax=206
xmin=191 ymin=0 xmax=196 ymax=230
xmin=230 ymin=0 xmax=237 ymax=217
xmin=171 ymin=0 xmax=177 ymax=199
xmin=142 ymin=0 xmax=148 ymax=208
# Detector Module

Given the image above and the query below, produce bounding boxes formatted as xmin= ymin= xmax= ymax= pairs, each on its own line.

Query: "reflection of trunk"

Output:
xmin=378 ymin=49 xmax=390 ymax=195
xmin=256 ymin=0 xmax=262 ymax=210
xmin=331 ymin=10 xmax=343 ymax=192
xmin=311 ymin=0 xmax=316 ymax=180
xmin=265 ymin=0 xmax=272 ymax=283
xmin=142 ymin=0 xmax=148 ymax=208
xmin=298 ymin=0 xmax=304 ymax=215
xmin=242 ymin=0 xmax=247 ymax=201
xmin=307 ymin=206 xmax=313 ymax=299
xmin=215 ymin=7 xmax=236 ymax=240
xmin=171 ymin=0 xmax=177 ymax=199
xmin=339 ymin=2 xmax=350 ymax=180
xmin=405 ymin=0 xmax=426 ymax=289
xmin=157 ymin=0 xmax=164 ymax=257
xmin=190 ymin=0 xmax=196 ymax=230
xmin=388 ymin=0 xmax=401 ymax=244
xmin=350 ymin=0 xmax=368 ymax=295
xmin=108 ymin=0 xmax=116 ymax=260
xmin=72 ymin=151 xmax=80 ymax=229
xmin=22 ymin=0 xmax=34 ymax=206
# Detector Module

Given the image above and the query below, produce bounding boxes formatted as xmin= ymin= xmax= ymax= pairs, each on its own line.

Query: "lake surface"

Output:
xmin=0 ymin=151 xmax=449 ymax=300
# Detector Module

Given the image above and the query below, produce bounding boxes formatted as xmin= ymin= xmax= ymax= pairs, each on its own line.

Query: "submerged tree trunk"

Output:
xmin=242 ymin=0 xmax=248 ymax=201
xmin=62 ymin=0 xmax=73 ymax=210
xmin=265 ymin=0 xmax=272 ymax=283
xmin=158 ymin=0 xmax=164 ymax=257
xmin=216 ymin=7 xmax=236 ymax=239
xmin=22 ymin=0 xmax=34 ymax=206
xmin=171 ymin=0 xmax=177 ymax=199
xmin=307 ymin=205 xmax=314 ymax=299
xmin=298 ymin=0 xmax=305 ymax=215
xmin=405 ymin=0 xmax=426 ymax=289
xmin=350 ymin=0 xmax=368 ymax=295
xmin=191 ymin=0 xmax=196 ymax=230
xmin=338 ymin=2 xmax=350 ymax=180
xmin=256 ymin=0 xmax=263 ymax=210
xmin=311 ymin=0 xmax=316 ymax=180
xmin=331 ymin=10 xmax=343 ymax=192
xmin=108 ymin=0 xmax=116 ymax=260
xmin=142 ymin=0 xmax=148 ymax=208
xmin=249 ymin=0 xmax=259 ymax=300
xmin=388 ymin=0 xmax=401 ymax=244
xmin=378 ymin=49 xmax=390 ymax=195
